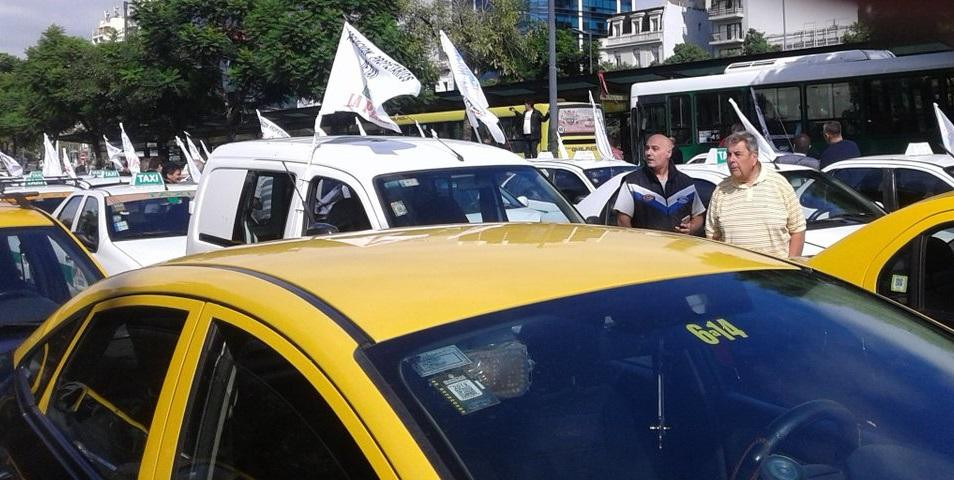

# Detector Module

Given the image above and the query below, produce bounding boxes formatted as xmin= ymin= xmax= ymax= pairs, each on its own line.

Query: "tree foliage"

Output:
xmin=664 ymin=43 xmax=712 ymax=65
xmin=742 ymin=29 xmax=780 ymax=55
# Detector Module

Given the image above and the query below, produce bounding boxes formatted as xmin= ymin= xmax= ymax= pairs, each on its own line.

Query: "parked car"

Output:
xmin=5 ymin=223 xmax=954 ymax=479
xmin=530 ymin=158 xmax=637 ymax=203
xmin=809 ymin=191 xmax=954 ymax=325
xmin=822 ymin=153 xmax=954 ymax=211
xmin=0 ymin=176 xmax=79 ymax=214
xmin=52 ymin=175 xmax=196 ymax=274
xmin=187 ymin=136 xmax=582 ymax=255
xmin=0 ymin=196 xmax=104 ymax=379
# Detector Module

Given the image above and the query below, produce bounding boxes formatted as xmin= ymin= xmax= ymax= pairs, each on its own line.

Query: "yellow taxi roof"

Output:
xmin=154 ymin=224 xmax=795 ymax=342
xmin=0 ymin=203 xmax=55 ymax=228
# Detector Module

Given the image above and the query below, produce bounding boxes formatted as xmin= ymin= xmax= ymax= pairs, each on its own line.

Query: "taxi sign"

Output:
xmin=133 ymin=171 xmax=164 ymax=186
xmin=103 ymin=169 xmax=120 ymax=178
xmin=705 ymin=148 xmax=728 ymax=164
xmin=904 ymin=142 xmax=934 ymax=156
xmin=89 ymin=169 xmax=103 ymax=177
xmin=24 ymin=171 xmax=47 ymax=186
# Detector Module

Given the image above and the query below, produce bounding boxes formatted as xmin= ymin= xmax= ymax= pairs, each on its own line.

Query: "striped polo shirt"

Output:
xmin=705 ymin=164 xmax=806 ymax=258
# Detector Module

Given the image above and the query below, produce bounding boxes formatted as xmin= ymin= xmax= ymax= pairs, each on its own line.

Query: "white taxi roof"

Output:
xmin=74 ymin=182 xmax=197 ymax=199
xmin=529 ymin=158 xmax=636 ymax=171
xmin=210 ymin=136 xmax=534 ymax=181
xmin=828 ymin=153 xmax=954 ymax=169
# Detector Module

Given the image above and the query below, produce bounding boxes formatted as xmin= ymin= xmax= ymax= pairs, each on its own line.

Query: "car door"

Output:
xmin=153 ymin=304 xmax=396 ymax=479
xmin=891 ymin=168 xmax=954 ymax=210
xmin=873 ymin=217 xmax=954 ymax=326
xmin=0 ymin=295 xmax=204 ymax=479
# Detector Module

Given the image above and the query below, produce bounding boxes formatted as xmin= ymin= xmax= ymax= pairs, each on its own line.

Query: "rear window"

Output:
xmin=105 ymin=191 xmax=194 ymax=241
xmin=375 ymin=166 xmax=582 ymax=227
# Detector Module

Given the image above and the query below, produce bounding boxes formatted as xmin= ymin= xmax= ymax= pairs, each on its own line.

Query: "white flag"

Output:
xmin=934 ymin=103 xmax=954 ymax=155
xmin=316 ymin=22 xmax=421 ymax=135
xmin=119 ymin=123 xmax=141 ymax=174
xmin=0 ymin=151 xmax=23 ymax=177
xmin=42 ymin=134 xmax=63 ymax=177
xmin=414 ymin=120 xmax=426 ymax=138
xmin=589 ymin=91 xmax=615 ymax=160
xmin=103 ymin=135 xmax=125 ymax=170
xmin=184 ymin=132 xmax=205 ymax=166
xmin=439 ymin=31 xmax=505 ymax=144
xmin=355 ymin=118 xmax=367 ymax=136
xmin=728 ymin=98 xmax=778 ymax=162
xmin=176 ymin=136 xmax=202 ymax=183
xmin=257 ymin=109 xmax=290 ymax=139
xmin=61 ymin=148 xmax=76 ymax=178
xmin=200 ymin=139 xmax=213 ymax=159
xmin=556 ymin=132 xmax=570 ymax=159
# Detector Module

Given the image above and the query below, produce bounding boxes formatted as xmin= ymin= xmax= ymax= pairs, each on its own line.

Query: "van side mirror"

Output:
xmin=305 ymin=222 xmax=340 ymax=237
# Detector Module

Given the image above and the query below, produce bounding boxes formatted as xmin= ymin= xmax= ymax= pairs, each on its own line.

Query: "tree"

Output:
xmin=841 ymin=21 xmax=872 ymax=44
xmin=664 ymin=43 xmax=712 ymax=65
xmin=742 ymin=29 xmax=780 ymax=55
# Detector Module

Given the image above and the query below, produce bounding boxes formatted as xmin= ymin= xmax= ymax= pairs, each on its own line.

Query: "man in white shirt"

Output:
xmin=511 ymin=100 xmax=549 ymax=158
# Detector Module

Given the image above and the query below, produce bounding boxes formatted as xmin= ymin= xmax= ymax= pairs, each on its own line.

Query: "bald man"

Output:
xmin=614 ymin=134 xmax=705 ymax=234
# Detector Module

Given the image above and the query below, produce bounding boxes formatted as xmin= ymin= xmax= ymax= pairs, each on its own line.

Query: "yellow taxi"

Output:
xmin=0 ymin=198 xmax=104 ymax=379
xmin=810 ymin=192 xmax=954 ymax=326
xmin=4 ymin=224 xmax=954 ymax=479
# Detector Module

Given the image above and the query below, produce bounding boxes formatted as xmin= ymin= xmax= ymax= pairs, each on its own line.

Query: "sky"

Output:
xmin=0 ymin=0 xmax=122 ymax=57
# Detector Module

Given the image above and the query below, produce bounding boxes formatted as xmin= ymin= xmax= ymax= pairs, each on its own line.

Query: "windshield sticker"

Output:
xmin=114 ymin=220 xmax=129 ymax=232
xmin=412 ymin=345 xmax=472 ymax=377
xmin=398 ymin=178 xmax=420 ymax=187
xmin=430 ymin=372 xmax=500 ymax=415
xmin=391 ymin=200 xmax=408 ymax=217
xmin=112 ymin=215 xmax=122 ymax=223
xmin=890 ymin=275 xmax=909 ymax=293
xmin=686 ymin=319 xmax=748 ymax=345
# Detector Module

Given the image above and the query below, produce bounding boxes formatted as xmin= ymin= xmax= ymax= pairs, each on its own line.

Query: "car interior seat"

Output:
xmin=324 ymin=197 xmax=371 ymax=233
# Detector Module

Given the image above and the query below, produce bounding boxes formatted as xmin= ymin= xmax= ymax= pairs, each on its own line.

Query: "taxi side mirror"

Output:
xmin=305 ymin=222 xmax=340 ymax=237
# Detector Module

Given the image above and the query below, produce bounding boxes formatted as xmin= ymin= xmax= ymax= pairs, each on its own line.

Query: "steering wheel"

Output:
xmin=806 ymin=208 xmax=833 ymax=222
xmin=0 ymin=289 xmax=41 ymax=301
xmin=731 ymin=399 xmax=858 ymax=480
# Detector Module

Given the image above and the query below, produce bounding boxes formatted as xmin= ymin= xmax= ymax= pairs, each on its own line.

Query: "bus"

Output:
xmin=392 ymin=101 xmax=624 ymax=159
xmin=630 ymin=49 xmax=954 ymax=163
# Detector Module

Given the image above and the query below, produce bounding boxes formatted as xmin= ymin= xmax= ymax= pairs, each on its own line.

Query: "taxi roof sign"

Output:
xmin=90 ymin=169 xmax=121 ymax=178
xmin=133 ymin=171 xmax=164 ymax=187
xmin=705 ymin=148 xmax=728 ymax=164
xmin=904 ymin=142 xmax=934 ymax=156
xmin=24 ymin=171 xmax=47 ymax=186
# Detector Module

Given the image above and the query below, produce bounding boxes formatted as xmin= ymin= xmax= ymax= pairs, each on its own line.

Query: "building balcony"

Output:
xmin=766 ymin=23 xmax=850 ymax=51
xmin=602 ymin=30 xmax=663 ymax=48
xmin=708 ymin=4 xmax=744 ymax=20
xmin=709 ymin=32 xmax=744 ymax=45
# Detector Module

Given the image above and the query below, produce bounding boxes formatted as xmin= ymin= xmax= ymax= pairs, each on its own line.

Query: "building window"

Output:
xmin=651 ymin=17 xmax=659 ymax=32
xmin=623 ymin=18 xmax=632 ymax=34
xmin=642 ymin=15 xmax=650 ymax=32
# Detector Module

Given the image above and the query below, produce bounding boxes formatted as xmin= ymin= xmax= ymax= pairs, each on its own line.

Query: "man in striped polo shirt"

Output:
xmin=705 ymin=132 xmax=806 ymax=258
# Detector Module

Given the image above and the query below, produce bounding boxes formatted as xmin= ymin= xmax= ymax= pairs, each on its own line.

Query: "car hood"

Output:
xmin=803 ymin=224 xmax=864 ymax=257
xmin=113 ymin=236 xmax=188 ymax=267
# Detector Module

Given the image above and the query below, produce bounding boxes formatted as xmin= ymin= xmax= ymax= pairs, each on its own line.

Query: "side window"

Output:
xmin=74 ymin=198 xmax=99 ymax=251
xmin=175 ymin=321 xmax=376 ymax=479
xmin=877 ymin=240 xmax=915 ymax=306
xmin=894 ymin=169 xmax=953 ymax=209
xmin=196 ymin=168 xmax=248 ymax=245
xmin=46 ymin=306 xmax=187 ymax=479
xmin=923 ymin=226 xmax=954 ymax=315
xmin=552 ymin=170 xmax=590 ymax=203
xmin=232 ymin=171 xmax=295 ymax=244
xmin=57 ymin=196 xmax=83 ymax=228
xmin=21 ymin=320 xmax=84 ymax=397
xmin=306 ymin=176 xmax=372 ymax=234
xmin=829 ymin=168 xmax=884 ymax=206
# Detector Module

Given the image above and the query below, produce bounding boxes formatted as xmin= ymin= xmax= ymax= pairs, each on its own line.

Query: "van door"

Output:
xmin=299 ymin=168 xmax=381 ymax=236
xmin=188 ymin=167 xmax=248 ymax=253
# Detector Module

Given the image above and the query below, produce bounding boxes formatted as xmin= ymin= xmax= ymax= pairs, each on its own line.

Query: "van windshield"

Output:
xmin=375 ymin=166 xmax=582 ymax=227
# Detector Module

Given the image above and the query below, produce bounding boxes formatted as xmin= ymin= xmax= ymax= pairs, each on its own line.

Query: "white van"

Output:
xmin=187 ymin=136 xmax=582 ymax=254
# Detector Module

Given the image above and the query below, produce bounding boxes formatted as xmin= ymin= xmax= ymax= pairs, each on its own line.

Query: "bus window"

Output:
xmin=637 ymin=102 xmax=666 ymax=145
xmin=696 ymin=90 xmax=745 ymax=145
xmin=867 ymin=75 xmax=941 ymax=136
xmin=669 ymin=95 xmax=692 ymax=145
xmin=807 ymin=81 xmax=861 ymax=136
xmin=755 ymin=86 xmax=802 ymax=149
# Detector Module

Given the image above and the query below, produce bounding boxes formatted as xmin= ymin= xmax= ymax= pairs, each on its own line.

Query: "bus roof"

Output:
xmin=631 ymin=50 xmax=954 ymax=106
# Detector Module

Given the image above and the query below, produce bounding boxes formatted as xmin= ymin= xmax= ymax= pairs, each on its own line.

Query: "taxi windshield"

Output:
xmin=105 ymin=192 xmax=193 ymax=242
xmin=375 ymin=166 xmax=582 ymax=227
xmin=0 ymin=226 xmax=102 ymax=327
xmin=782 ymin=170 xmax=884 ymax=226
xmin=586 ymin=166 xmax=636 ymax=188
xmin=366 ymin=270 xmax=954 ymax=480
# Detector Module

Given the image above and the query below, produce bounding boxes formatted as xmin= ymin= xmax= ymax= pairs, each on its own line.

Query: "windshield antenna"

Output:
xmin=430 ymin=130 xmax=465 ymax=162
xmin=280 ymin=161 xmax=319 ymax=229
